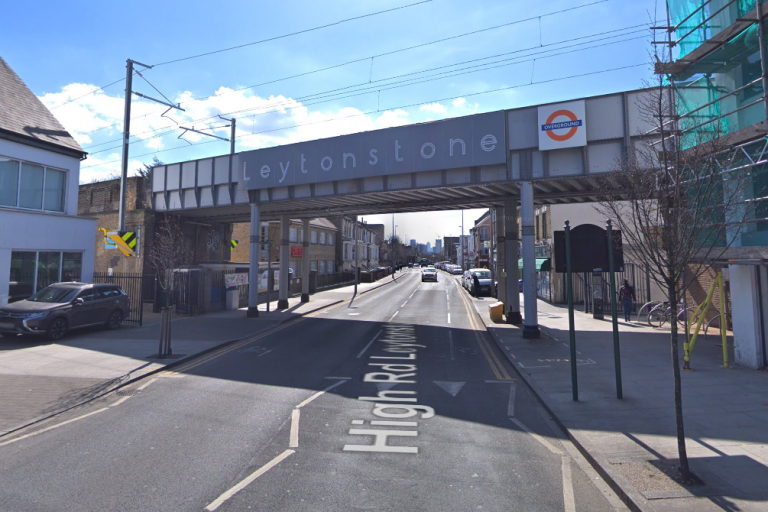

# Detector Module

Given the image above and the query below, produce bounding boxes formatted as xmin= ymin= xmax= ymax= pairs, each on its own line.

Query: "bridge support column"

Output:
xmin=504 ymin=198 xmax=522 ymax=324
xmin=520 ymin=181 xmax=539 ymax=338
xmin=278 ymin=214 xmax=290 ymax=310
xmin=301 ymin=218 xmax=311 ymax=302
xmin=247 ymin=202 xmax=260 ymax=318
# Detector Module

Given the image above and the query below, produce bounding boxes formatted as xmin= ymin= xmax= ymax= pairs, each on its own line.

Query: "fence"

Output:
xmin=92 ymin=272 xmax=145 ymax=326
xmin=576 ymin=262 xmax=650 ymax=314
xmin=316 ymin=271 xmax=355 ymax=290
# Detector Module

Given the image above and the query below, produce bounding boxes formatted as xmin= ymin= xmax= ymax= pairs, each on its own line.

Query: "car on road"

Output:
xmin=451 ymin=265 xmax=463 ymax=275
xmin=421 ymin=267 xmax=438 ymax=282
xmin=464 ymin=268 xmax=493 ymax=297
xmin=414 ymin=263 xmax=420 ymax=268
xmin=0 ymin=283 xmax=130 ymax=341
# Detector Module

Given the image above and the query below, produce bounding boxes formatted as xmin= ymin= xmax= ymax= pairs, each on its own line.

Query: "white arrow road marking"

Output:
xmin=433 ymin=381 xmax=466 ymax=397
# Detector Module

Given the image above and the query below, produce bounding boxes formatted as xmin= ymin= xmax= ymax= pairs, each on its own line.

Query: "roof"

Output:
xmin=0 ymin=56 xmax=85 ymax=158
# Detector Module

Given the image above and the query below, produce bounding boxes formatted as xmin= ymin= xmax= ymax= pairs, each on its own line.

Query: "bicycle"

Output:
xmin=636 ymin=300 xmax=663 ymax=324
xmin=647 ymin=302 xmax=700 ymax=329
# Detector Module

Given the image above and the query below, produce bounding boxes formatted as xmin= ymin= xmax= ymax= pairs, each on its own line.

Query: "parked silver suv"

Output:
xmin=0 ymin=283 xmax=130 ymax=341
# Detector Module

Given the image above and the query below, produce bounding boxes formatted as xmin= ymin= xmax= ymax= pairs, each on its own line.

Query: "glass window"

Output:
xmin=311 ymin=230 xmax=318 ymax=244
xmin=19 ymin=162 xmax=44 ymax=209
xmin=289 ymin=227 xmax=298 ymax=243
xmin=289 ymin=260 xmax=298 ymax=275
xmin=62 ymin=252 xmax=82 ymax=282
xmin=311 ymin=260 xmax=317 ymax=271
xmin=44 ymin=168 xmax=66 ymax=212
xmin=327 ymin=260 xmax=334 ymax=273
xmin=8 ymin=252 xmax=36 ymax=303
xmin=320 ymin=232 xmax=327 ymax=244
xmin=36 ymin=252 xmax=61 ymax=291
xmin=0 ymin=158 xmax=19 ymax=207
xmin=328 ymin=233 xmax=334 ymax=245
xmin=76 ymin=288 xmax=98 ymax=302
xmin=319 ymin=260 xmax=326 ymax=275
xmin=99 ymin=287 xmax=120 ymax=298
xmin=28 ymin=286 xmax=78 ymax=303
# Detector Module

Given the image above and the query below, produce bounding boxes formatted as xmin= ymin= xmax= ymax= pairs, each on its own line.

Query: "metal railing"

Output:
xmin=93 ymin=272 xmax=145 ymax=326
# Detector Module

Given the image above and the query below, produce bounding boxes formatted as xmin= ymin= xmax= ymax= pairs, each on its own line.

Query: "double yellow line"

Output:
xmin=453 ymin=280 xmax=512 ymax=381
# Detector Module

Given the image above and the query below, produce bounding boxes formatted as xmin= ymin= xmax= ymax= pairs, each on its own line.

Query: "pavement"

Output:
xmin=466 ymin=278 xmax=768 ymax=512
xmin=0 ymin=272 xmax=405 ymax=437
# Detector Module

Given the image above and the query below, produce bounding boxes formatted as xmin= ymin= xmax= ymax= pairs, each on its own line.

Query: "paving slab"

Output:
xmin=466 ymin=284 xmax=768 ymax=512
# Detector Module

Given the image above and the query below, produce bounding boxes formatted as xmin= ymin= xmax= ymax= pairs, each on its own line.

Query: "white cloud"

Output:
xmin=452 ymin=97 xmax=466 ymax=107
xmin=420 ymin=102 xmax=447 ymax=114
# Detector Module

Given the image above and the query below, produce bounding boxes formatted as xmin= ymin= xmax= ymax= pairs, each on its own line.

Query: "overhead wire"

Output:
xmin=80 ymin=62 xmax=647 ymax=170
xmin=83 ymin=28 xmax=648 ymax=156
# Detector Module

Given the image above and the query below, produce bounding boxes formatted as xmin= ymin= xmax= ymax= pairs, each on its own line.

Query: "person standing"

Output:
xmin=618 ymin=279 xmax=636 ymax=322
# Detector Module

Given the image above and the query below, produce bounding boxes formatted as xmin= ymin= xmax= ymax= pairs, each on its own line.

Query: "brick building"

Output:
xmin=230 ymin=219 xmax=338 ymax=275
xmin=78 ymin=176 xmax=232 ymax=274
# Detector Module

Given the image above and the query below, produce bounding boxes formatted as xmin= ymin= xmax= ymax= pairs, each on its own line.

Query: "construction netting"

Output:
xmin=669 ymin=0 xmax=760 ymax=58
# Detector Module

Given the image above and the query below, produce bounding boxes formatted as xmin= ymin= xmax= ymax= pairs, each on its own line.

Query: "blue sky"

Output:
xmin=2 ymin=0 xmax=659 ymax=243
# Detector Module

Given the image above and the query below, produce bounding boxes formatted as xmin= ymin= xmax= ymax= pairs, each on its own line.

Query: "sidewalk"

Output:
xmin=469 ymin=293 xmax=768 ymax=512
xmin=0 ymin=272 xmax=406 ymax=436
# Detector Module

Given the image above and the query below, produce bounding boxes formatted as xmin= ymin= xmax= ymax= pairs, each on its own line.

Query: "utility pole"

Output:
xmin=118 ymin=58 xmax=183 ymax=232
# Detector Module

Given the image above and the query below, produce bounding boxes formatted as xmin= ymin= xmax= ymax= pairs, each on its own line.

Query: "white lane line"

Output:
xmin=356 ymin=330 xmax=383 ymax=359
xmin=296 ymin=379 xmax=347 ymax=409
xmin=562 ymin=456 xmax=577 ymax=512
xmin=388 ymin=310 xmax=399 ymax=322
xmin=448 ymin=330 xmax=455 ymax=360
xmin=204 ymin=449 xmax=295 ymax=511
xmin=257 ymin=348 xmax=275 ymax=357
xmin=408 ymin=291 xmax=416 ymax=299
xmin=110 ymin=396 xmax=132 ymax=408
xmin=447 ymin=313 xmax=451 ymax=324
xmin=289 ymin=409 xmax=300 ymax=448
xmin=401 ymin=301 xmax=408 ymax=307
xmin=507 ymin=382 xmax=516 ymax=417
xmin=509 ymin=417 xmax=563 ymax=455
xmin=324 ymin=376 xmax=352 ymax=380
xmin=136 ymin=378 xmax=159 ymax=391
xmin=0 ymin=408 xmax=109 ymax=447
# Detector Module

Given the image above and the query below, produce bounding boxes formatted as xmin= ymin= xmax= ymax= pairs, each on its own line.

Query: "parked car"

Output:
xmin=466 ymin=268 xmax=493 ymax=297
xmin=421 ymin=267 xmax=438 ymax=282
xmin=414 ymin=263 xmax=421 ymax=268
xmin=0 ymin=283 xmax=130 ymax=341
xmin=452 ymin=266 xmax=463 ymax=275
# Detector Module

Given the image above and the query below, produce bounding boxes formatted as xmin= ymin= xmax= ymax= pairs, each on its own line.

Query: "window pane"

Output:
xmin=311 ymin=230 xmax=317 ymax=243
xmin=36 ymin=252 xmax=61 ymax=291
xmin=19 ymin=162 xmax=44 ymax=209
xmin=320 ymin=232 xmax=326 ymax=244
xmin=0 ymin=158 xmax=19 ymax=206
xmin=289 ymin=227 xmax=298 ymax=243
xmin=62 ymin=252 xmax=82 ymax=282
xmin=8 ymin=251 xmax=36 ymax=302
xmin=44 ymin=168 xmax=66 ymax=211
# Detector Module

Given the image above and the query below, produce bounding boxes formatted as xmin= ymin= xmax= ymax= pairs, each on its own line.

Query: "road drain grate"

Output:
xmin=115 ymin=390 xmax=137 ymax=397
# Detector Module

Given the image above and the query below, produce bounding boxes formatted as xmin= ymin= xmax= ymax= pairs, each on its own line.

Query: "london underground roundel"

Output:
xmin=537 ymin=100 xmax=587 ymax=151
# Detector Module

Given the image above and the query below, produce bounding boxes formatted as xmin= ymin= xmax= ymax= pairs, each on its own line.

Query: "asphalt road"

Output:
xmin=0 ymin=270 xmax=623 ymax=511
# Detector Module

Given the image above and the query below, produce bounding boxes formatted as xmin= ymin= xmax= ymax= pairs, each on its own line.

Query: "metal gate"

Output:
xmin=93 ymin=272 xmax=144 ymax=325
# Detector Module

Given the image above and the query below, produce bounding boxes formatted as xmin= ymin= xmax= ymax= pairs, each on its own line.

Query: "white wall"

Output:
xmin=729 ymin=264 xmax=766 ymax=369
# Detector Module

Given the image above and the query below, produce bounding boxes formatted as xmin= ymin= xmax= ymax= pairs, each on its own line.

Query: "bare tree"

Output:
xmin=597 ymin=70 xmax=752 ymax=482
xmin=147 ymin=215 xmax=191 ymax=306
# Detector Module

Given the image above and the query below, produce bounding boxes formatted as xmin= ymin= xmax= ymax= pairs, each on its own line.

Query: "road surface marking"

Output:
xmin=388 ymin=310 xmax=399 ymax=322
xmin=562 ymin=456 xmax=577 ymax=512
xmin=348 ymin=312 xmax=360 ymax=316
xmin=357 ymin=330 xmax=383 ymax=359
xmin=289 ymin=409 xmax=300 ymax=448
xmin=110 ymin=396 xmax=132 ymax=407
xmin=486 ymin=381 xmax=516 ymax=416
xmin=509 ymin=417 xmax=563 ymax=455
xmin=401 ymin=301 xmax=408 ymax=307
xmin=324 ymin=376 xmax=352 ymax=380
xmin=296 ymin=379 xmax=347 ymax=409
xmin=433 ymin=381 xmax=465 ymax=397
xmin=448 ymin=330 xmax=455 ymax=360
xmin=136 ymin=378 xmax=158 ymax=391
xmin=447 ymin=313 xmax=451 ymax=323
xmin=204 ymin=449 xmax=295 ymax=511
xmin=0 ymin=408 xmax=109 ymax=447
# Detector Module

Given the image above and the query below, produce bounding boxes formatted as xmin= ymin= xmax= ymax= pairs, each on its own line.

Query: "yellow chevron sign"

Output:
xmin=121 ymin=231 xmax=137 ymax=250
xmin=108 ymin=232 xmax=135 ymax=257
xmin=230 ymin=239 xmax=239 ymax=250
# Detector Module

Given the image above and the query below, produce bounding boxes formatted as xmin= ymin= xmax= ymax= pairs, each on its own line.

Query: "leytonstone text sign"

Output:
xmin=236 ymin=111 xmax=506 ymax=190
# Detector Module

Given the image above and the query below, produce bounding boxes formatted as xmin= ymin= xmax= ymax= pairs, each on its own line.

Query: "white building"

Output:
xmin=0 ymin=56 xmax=95 ymax=306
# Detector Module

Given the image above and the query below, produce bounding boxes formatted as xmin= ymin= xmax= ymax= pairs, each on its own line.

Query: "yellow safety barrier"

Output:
xmin=488 ymin=302 xmax=504 ymax=323
xmin=684 ymin=272 xmax=728 ymax=369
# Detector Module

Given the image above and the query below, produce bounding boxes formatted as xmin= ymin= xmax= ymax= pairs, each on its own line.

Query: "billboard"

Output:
xmin=237 ymin=112 xmax=506 ymax=190
xmin=553 ymin=224 xmax=623 ymax=273
xmin=538 ymin=100 xmax=586 ymax=151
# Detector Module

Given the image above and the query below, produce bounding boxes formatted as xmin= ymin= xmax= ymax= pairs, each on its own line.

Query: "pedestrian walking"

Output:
xmin=618 ymin=279 xmax=635 ymax=322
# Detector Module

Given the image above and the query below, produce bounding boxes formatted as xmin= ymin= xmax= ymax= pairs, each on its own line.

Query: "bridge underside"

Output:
xmin=161 ymin=174 xmax=617 ymax=224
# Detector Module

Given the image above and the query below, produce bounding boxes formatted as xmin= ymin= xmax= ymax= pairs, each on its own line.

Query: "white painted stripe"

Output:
xmin=510 ymin=418 xmax=563 ymax=455
xmin=0 ymin=408 xmax=109 ymax=447
xmin=388 ymin=311 xmax=399 ymax=322
xmin=204 ymin=449 xmax=295 ymax=511
xmin=507 ymin=383 xmax=516 ymax=417
xmin=356 ymin=330 xmax=383 ymax=359
xmin=257 ymin=348 xmax=275 ymax=357
xmin=401 ymin=301 xmax=408 ymax=307
xmin=324 ymin=376 xmax=352 ymax=380
xmin=289 ymin=409 xmax=300 ymax=448
xmin=448 ymin=330 xmax=455 ymax=360
xmin=110 ymin=396 xmax=132 ymax=408
xmin=296 ymin=379 xmax=347 ymax=409
xmin=136 ymin=377 xmax=159 ymax=391
xmin=562 ymin=456 xmax=576 ymax=512
xmin=447 ymin=313 xmax=451 ymax=323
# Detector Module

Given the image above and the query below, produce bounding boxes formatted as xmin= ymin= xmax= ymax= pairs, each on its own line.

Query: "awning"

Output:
xmin=518 ymin=258 xmax=551 ymax=271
